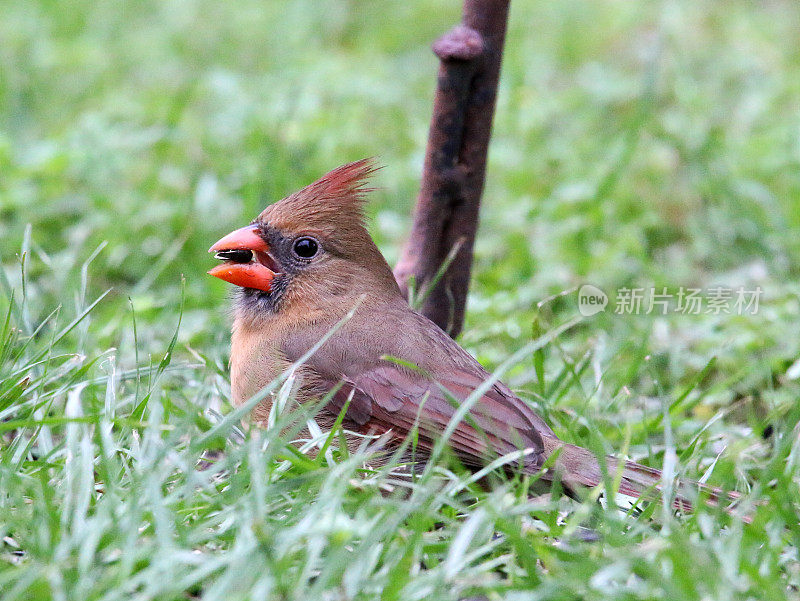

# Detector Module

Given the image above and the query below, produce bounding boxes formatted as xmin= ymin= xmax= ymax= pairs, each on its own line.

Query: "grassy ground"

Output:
xmin=2 ymin=0 xmax=800 ymax=599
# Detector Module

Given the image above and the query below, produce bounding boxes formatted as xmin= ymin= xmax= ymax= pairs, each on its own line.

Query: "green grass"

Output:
xmin=2 ymin=0 xmax=800 ymax=599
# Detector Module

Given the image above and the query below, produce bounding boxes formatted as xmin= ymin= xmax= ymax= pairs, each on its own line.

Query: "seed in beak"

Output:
xmin=214 ymin=249 xmax=254 ymax=263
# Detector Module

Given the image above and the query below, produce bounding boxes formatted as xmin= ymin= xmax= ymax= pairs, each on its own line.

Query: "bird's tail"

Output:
xmin=539 ymin=436 xmax=740 ymax=512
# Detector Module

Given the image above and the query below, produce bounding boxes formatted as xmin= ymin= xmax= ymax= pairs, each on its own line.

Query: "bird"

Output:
xmin=208 ymin=159 xmax=735 ymax=509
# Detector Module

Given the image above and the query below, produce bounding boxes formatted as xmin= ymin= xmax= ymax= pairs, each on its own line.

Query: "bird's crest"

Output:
xmin=258 ymin=159 xmax=380 ymax=236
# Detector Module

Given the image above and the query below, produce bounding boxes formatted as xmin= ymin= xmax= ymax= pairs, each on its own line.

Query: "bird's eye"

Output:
xmin=293 ymin=237 xmax=319 ymax=259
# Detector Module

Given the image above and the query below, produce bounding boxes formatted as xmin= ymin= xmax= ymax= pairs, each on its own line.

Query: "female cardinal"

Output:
xmin=209 ymin=159 xmax=726 ymax=507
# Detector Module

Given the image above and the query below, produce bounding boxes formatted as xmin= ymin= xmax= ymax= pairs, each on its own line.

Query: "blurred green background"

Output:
xmin=3 ymin=1 xmax=800 ymax=598
xmin=3 ymin=0 xmax=799 ymax=407
xmin=0 ymin=1 xmax=800 ymax=432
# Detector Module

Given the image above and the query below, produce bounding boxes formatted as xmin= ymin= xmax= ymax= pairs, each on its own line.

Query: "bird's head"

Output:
xmin=208 ymin=159 xmax=399 ymax=320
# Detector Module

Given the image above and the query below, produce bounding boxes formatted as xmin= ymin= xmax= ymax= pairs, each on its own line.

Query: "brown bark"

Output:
xmin=394 ymin=0 xmax=510 ymax=338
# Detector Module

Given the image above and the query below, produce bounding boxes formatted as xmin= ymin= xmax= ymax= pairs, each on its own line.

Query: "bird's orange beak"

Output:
xmin=208 ymin=225 xmax=278 ymax=292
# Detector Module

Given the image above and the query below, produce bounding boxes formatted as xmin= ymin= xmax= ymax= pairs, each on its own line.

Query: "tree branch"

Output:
xmin=394 ymin=0 xmax=510 ymax=338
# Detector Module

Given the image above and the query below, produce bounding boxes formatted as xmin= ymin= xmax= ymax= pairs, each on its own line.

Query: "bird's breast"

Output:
xmin=229 ymin=319 xmax=290 ymax=412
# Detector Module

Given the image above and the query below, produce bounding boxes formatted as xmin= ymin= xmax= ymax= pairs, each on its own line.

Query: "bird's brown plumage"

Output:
xmin=211 ymin=160 xmax=739 ymax=510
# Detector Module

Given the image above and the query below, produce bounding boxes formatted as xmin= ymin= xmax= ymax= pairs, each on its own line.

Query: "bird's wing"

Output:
xmin=319 ymin=363 xmax=547 ymax=471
